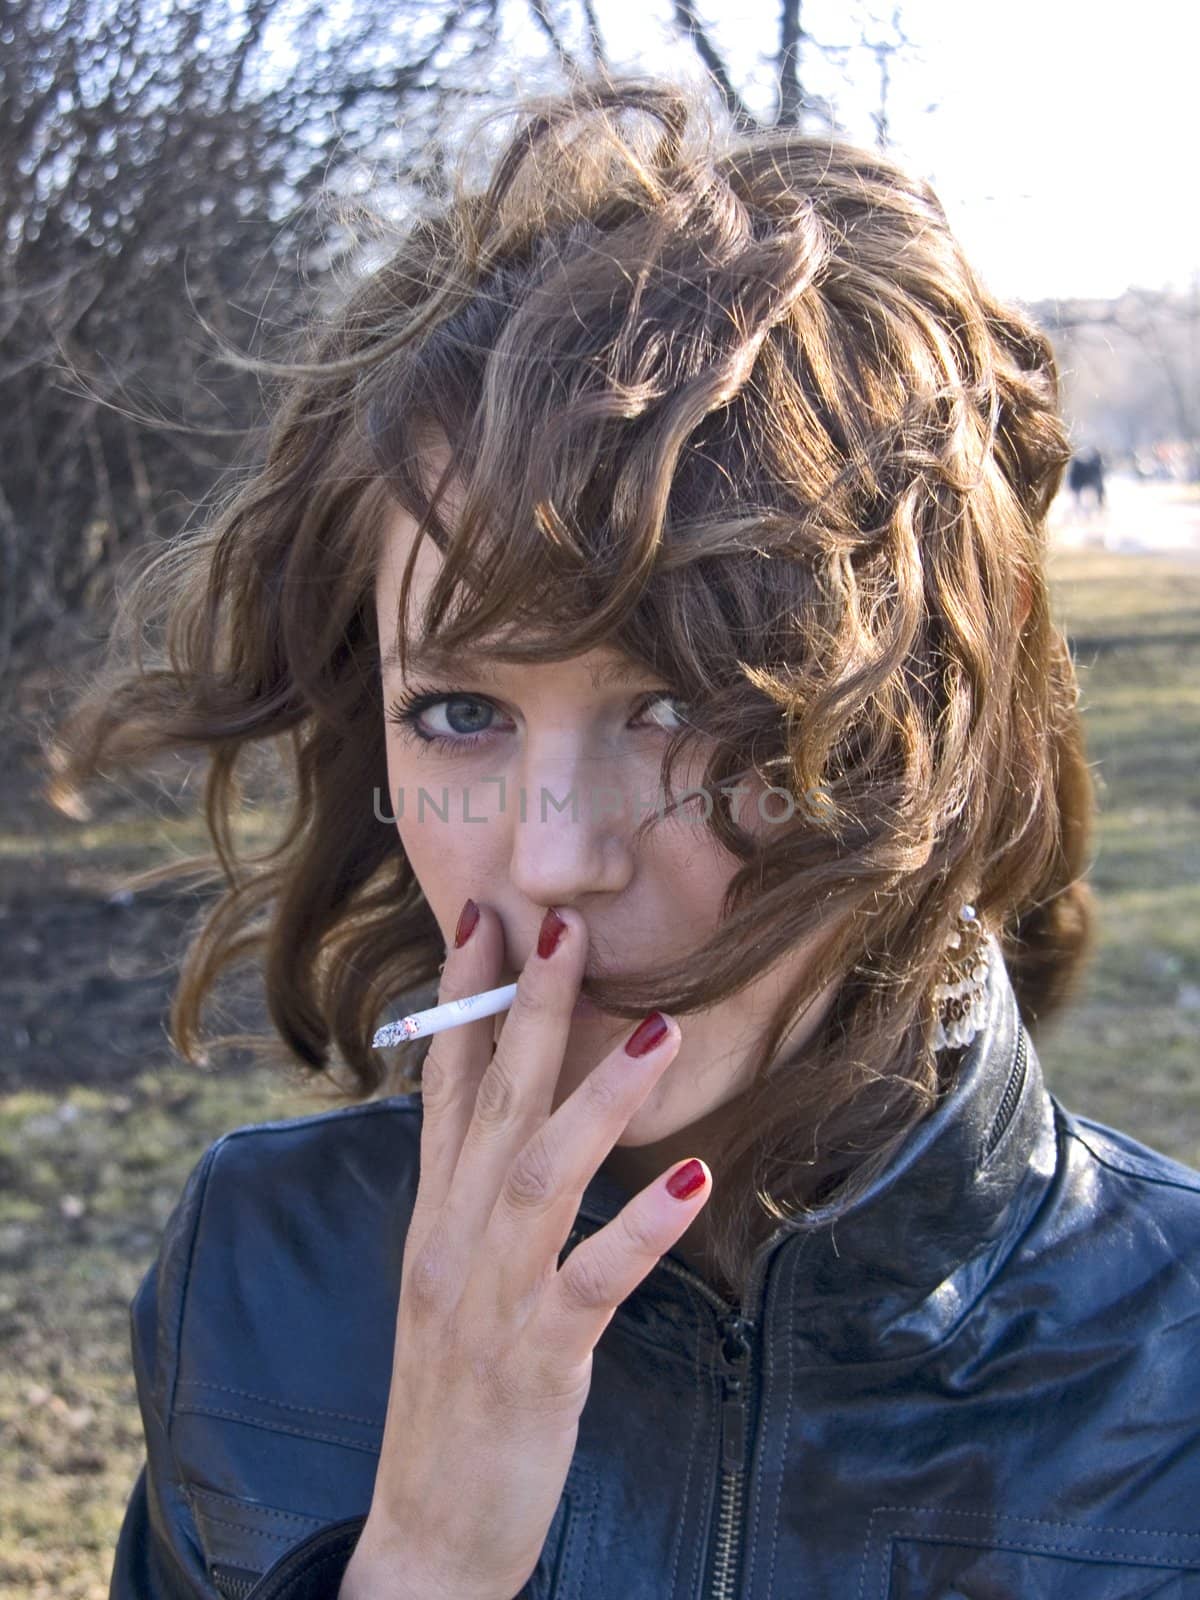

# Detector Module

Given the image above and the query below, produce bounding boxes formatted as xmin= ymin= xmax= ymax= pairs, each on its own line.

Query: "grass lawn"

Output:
xmin=1038 ymin=549 xmax=1200 ymax=1166
xmin=1 ymin=545 xmax=1198 ymax=1596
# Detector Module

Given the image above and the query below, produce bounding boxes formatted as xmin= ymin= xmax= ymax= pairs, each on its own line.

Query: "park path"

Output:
xmin=1049 ymin=473 xmax=1200 ymax=557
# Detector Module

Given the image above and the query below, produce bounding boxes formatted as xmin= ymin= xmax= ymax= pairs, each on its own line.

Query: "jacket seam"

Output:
xmin=177 ymin=1379 xmax=381 ymax=1427
xmin=189 ymin=1487 xmax=325 ymax=1528
xmin=162 ymin=1102 xmax=421 ymax=1449
xmin=856 ymin=1503 xmax=1200 ymax=1599
xmin=762 ymin=1249 xmax=788 ymax=1600
xmin=164 ymin=1140 xmax=228 ymax=1427
xmin=144 ymin=1144 xmax=232 ymax=1590
xmin=856 ymin=1507 xmax=879 ymax=1600
xmin=1065 ymin=1122 xmax=1200 ymax=1195
xmin=664 ymin=1302 xmax=706 ymax=1600
xmin=194 ymin=1512 xmax=297 ymax=1545
xmin=867 ymin=1502 xmax=1200 ymax=1540
xmin=896 ymin=1535 xmax=1200 ymax=1567
xmin=174 ymin=1402 xmax=381 ymax=1453
xmin=565 ymin=1461 xmax=600 ymax=1593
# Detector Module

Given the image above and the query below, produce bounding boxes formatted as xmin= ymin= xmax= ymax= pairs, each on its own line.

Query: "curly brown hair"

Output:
xmin=43 ymin=75 xmax=1096 ymax=1300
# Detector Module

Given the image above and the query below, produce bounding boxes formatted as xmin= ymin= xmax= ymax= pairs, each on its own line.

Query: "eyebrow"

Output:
xmin=379 ymin=640 xmax=659 ymax=691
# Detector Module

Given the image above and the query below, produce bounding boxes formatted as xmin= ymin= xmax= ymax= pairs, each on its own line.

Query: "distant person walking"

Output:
xmin=1068 ymin=446 xmax=1106 ymax=511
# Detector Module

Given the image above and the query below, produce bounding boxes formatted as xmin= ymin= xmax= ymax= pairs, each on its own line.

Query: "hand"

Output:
xmin=338 ymin=901 xmax=711 ymax=1600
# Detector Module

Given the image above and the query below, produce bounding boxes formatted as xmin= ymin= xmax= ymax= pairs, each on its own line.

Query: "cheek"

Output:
xmin=384 ymin=760 xmax=494 ymax=938
xmin=648 ymin=815 xmax=740 ymax=929
xmin=395 ymin=816 xmax=491 ymax=931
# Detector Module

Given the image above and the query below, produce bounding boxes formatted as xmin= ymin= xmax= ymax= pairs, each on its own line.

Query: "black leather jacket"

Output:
xmin=110 ymin=950 xmax=1200 ymax=1599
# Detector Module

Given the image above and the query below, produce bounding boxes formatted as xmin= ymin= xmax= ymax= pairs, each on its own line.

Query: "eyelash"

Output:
xmin=385 ymin=682 xmax=691 ymax=752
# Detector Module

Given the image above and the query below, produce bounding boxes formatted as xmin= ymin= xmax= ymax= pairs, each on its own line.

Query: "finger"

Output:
xmin=485 ymin=1009 xmax=683 ymax=1311
xmin=441 ymin=904 xmax=587 ymax=1249
xmin=539 ymin=1157 xmax=712 ymax=1368
xmin=411 ymin=898 xmax=508 ymax=1225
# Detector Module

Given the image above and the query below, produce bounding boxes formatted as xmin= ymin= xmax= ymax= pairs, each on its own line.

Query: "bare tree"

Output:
xmin=860 ymin=7 xmax=910 ymax=150
xmin=1035 ymin=289 xmax=1200 ymax=475
xmin=0 ymin=0 xmax=499 ymax=683
xmin=0 ymin=0 xmax=911 ymax=688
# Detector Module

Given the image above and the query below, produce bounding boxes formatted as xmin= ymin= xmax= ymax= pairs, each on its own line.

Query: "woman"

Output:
xmin=46 ymin=77 xmax=1200 ymax=1599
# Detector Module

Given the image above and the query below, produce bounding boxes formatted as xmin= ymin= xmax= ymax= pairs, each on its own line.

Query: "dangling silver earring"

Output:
xmin=931 ymin=902 xmax=993 ymax=1051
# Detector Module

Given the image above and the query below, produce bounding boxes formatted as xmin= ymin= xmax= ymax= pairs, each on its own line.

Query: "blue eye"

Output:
xmin=384 ymin=687 xmax=691 ymax=751
xmin=385 ymin=690 xmax=504 ymax=749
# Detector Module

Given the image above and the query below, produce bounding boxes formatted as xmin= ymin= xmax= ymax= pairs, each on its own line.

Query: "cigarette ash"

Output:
xmin=372 ymin=1016 xmax=420 ymax=1047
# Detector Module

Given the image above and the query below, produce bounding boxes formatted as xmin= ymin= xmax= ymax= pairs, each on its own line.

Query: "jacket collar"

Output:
xmin=577 ymin=940 xmax=1058 ymax=1360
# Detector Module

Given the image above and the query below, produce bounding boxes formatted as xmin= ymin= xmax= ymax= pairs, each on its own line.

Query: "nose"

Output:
xmin=503 ymin=736 xmax=637 ymax=906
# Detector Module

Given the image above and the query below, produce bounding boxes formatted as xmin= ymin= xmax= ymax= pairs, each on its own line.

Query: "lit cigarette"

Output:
xmin=372 ymin=982 xmax=519 ymax=1046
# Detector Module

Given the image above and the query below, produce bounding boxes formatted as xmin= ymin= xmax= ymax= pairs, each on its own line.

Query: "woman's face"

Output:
xmin=374 ymin=497 xmax=840 ymax=1149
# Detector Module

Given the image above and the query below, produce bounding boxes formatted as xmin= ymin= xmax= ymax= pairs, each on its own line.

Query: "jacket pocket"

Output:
xmin=187 ymin=1485 xmax=329 ymax=1595
xmin=198 ymin=1464 xmax=602 ymax=1600
xmin=860 ymin=1506 xmax=1200 ymax=1599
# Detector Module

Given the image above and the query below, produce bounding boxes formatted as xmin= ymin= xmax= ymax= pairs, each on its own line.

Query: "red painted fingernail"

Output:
xmin=537 ymin=907 xmax=567 ymax=959
xmin=454 ymin=899 xmax=480 ymax=948
xmin=625 ymin=1011 xmax=669 ymax=1058
xmin=667 ymin=1159 xmax=706 ymax=1201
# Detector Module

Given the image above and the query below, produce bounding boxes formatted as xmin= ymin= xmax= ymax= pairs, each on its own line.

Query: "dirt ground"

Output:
xmin=0 ymin=641 xmax=293 ymax=1093
xmin=0 ymin=651 xmax=316 ymax=1598
xmin=2 ymin=490 xmax=1199 ymax=1596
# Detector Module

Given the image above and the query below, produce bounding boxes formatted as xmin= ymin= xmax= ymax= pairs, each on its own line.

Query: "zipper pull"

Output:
xmin=717 ymin=1314 xmax=752 ymax=1472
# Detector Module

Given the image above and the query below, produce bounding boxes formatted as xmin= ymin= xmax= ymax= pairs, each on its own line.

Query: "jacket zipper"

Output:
xmin=981 ymin=1021 xmax=1028 ymax=1162
xmin=707 ymin=1312 xmax=753 ymax=1598
xmin=211 ymin=1567 xmax=259 ymax=1599
xmin=560 ymin=1221 xmax=759 ymax=1599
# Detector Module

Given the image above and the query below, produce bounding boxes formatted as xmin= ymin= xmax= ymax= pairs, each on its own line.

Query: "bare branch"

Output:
xmin=860 ymin=6 xmax=911 ymax=150
xmin=777 ymin=0 xmax=805 ymax=126
xmin=670 ymin=0 xmax=759 ymax=131
xmin=580 ymin=0 xmax=609 ymax=70
xmin=526 ymin=0 xmax=586 ymax=79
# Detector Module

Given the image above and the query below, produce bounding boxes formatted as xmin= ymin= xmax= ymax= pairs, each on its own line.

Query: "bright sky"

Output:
xmin=886 ymin=0 xmax=1199 ymax=301
xmin=573 ymin=0 xmax=1199 ymax=303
